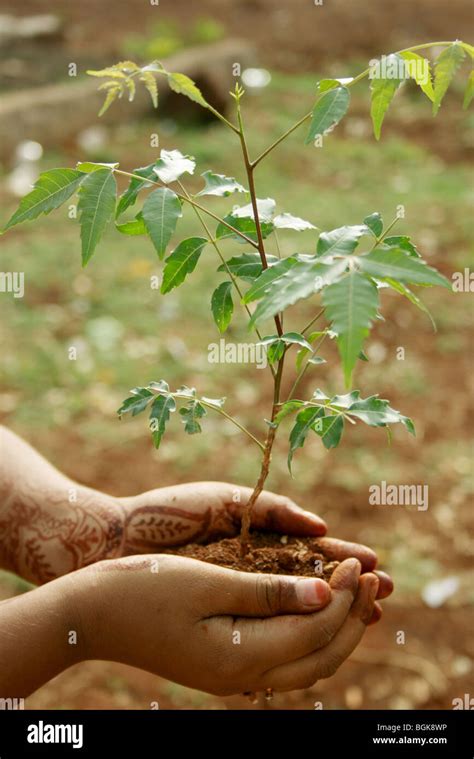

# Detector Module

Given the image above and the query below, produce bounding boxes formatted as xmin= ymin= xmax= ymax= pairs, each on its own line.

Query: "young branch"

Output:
xmin=113 ymin=169 xmax=260 ymax=249
xmin=236 ymin=102 xmax=284 ymax=337
xmin=252 ymin=41 xmax=459 ymax=167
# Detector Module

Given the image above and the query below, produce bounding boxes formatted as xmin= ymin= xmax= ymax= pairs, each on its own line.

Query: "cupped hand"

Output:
xmin=119 ymin=482 xmax=393 ymax=617
xmin=73 ymin=554 xmax=379 ymax=696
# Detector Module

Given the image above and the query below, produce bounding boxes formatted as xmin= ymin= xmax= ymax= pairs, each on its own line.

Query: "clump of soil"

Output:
xmin=166 ymin=531 xmax=339 ymax=579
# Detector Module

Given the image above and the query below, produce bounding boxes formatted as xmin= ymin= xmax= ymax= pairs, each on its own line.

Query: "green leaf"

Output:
xmin=322 ymin=270 xmax=379 ymax=386
xmin=288 ymin=406 xmax=321 ymax=471
xmin=217 ymin=252 xmax=279 ymax=282
xmin=97 ymin=82 xmax=122 ymax=116
xmin=344 ymin=394 xmax=415 ymax=434
xmin=77 ymin=162 xmax=119 ymax=173
xmin=295 ymin=349 xmax=326 ymax=372
xmin=259 ymin=332 xmax=313 ymax=363
xmin=383 ymin=235 xmax=420 ymax=257
xmin=273 ymin=213 xmax=316 ymax=231
xmin=384 ymin=278 xmax=436 ymax=330
xmin=232 ymin=198 xmax=276 ymax=222
xmin=196 ymin=171 xmax=246 ymax=197
xmin=201 ymin=395 xmax=226 ymax=408
xmin=116 ymin=214 xmax=147 ymax=235
xmin=175 ymin=384 xmax=196 ymax=398
xmin=149 ymin=379 xmax=170 ymax=392
xmin=247 ymin=258 xmax=348 ymax=327
xmin=179 ymin=401 xmax=206 ymax=434
xmin=117 ymin=387 xmax=154 ymax=417
xmin=463 ymin=70 xmax=474 ymax=109
xmin=317 ymin=224 xmax=368 ymax=256
xmin=400 ymin=51 xmax=435 ymax=101
xmin=167 ymin=72 xmax=209 ymax=107
xmin=142 ymin=187 xmax=182 ymax=259
xmin=274 ymin=400 xmax=305 ymax=425
xmin=305 ymin=86 xmax=350 ymax=144
xmin=153 ymin=149 xmax=195 ymax=184
xmin=216 ymin=215 xmax=273 ymax=243
xmin=363 ymin=212 xmax=383 ymax=238
xmin=4 ymin=169 xmax=85 ymax=231
xmin=260 ymin=331 xmax=313 ymax=350
xmin=266 ymin=340 xmax=286 ymax=363
xmin=139 ymin=70 xmax=159 ymax=107
xmin=357 ymin=247 xmax=451 ymax=288
xmin=211 ymin=281 xmax=233 ymax=332
xmin=432 ymin=43 xmax=466 ymax=114
xmin=460 ymin=42 xmax=474 ymax=59
xmin=149 ymin=394 xmax=176 ymax=449
xmin=116 ymin=163 xmax=157 ymax=219
xmin=318 ymin=79 xmax=341 ymax=93
xmin=78 ymin=168 xmax=116 ymax=266
xmin=161 ymin=237 xmax=207 ymax=293
xmin=313 ymin=412 xmax=345 ymax=450
xmin=242 ymin=257 xmax=297 ymax=303
xmin=370 ymin=54 xmax=404 ymax=139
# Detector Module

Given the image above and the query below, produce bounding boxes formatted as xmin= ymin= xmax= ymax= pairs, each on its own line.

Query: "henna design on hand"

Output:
xmin=0 ymin=490 xmax=125 ymax=584
xmin=123 ymin=505 xmax=212 ymax=552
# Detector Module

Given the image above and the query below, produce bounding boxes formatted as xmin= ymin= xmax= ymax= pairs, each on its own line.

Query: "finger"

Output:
xmin=368 ymin=601 xmax=382 ymax=625
xmin=315 ymin=537 xmax=377 ymax=572
xmin=217 ymin=559 xmax=362 ymax=673
xmin=230 ymin=489 xmax=327 ymax=537
xmin=258 ymin=573 xmax=379 ymax=691
xmin=215 ymin=556 xmax=360 ymax=618
xmin=373 ymin=570 xmax=393 ymax=599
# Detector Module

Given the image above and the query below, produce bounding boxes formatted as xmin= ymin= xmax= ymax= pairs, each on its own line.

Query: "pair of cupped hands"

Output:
xmin=71 ymin=481 xmax=393 ymax=697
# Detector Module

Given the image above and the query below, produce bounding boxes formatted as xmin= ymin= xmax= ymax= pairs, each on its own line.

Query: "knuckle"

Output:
xmin=255 ymin=575 xmax=288 ymax=615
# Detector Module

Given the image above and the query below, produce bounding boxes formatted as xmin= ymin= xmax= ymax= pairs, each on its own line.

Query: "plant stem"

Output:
xmin=371 ymin=215 xmax=400 ymax=249
xmin=202 ymin=403 xmax=265 ymax=451
xmin=113 ymin=169 xmax=259 ymax=249
xmin=240 ymin=351 xmax=286 ymax=548
xmin=236 ymin=103 xmax=284 ymax=337
xmin=301 ymin=307 xmax=325 ymax=335
xmin=286 ymin=331 xmax=329 ymax=401
xmin=176 ymin=181 xmax=276 ymax=377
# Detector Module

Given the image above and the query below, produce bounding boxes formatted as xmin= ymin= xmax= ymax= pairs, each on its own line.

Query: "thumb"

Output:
xmin=212 ymin=567 xmax=332 ymax=617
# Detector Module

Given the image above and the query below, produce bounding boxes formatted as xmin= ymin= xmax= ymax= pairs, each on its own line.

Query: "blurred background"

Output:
xmin=0 ymin=0 xmax=473 ymax=710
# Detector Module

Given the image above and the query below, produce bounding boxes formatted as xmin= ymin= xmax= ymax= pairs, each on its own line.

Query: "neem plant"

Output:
xmin=3 ymin=40 xmax=472 ymax=557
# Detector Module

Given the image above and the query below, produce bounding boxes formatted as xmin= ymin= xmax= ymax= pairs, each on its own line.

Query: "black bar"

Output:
xmin=0 ymin=709 xmax=471 ymax=757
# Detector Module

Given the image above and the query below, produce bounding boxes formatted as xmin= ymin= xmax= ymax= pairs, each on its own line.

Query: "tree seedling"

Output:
xmin=4 ymin=41 xmax=472 ymax=549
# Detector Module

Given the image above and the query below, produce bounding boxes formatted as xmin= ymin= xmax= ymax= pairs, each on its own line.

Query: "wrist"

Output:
xmin=0 ymin=573 xmax=83 ymax=697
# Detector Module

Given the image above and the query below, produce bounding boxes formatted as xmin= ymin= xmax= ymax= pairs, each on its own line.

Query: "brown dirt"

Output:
xmin=165 ymin=531 xmax=340 ymax=579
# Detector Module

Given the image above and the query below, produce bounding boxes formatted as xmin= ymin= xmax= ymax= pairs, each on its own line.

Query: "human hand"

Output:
xmin=72 ymin=553 xmax=379 ymax=696
xmin=119 ymin=482 xmax=393 ymax=620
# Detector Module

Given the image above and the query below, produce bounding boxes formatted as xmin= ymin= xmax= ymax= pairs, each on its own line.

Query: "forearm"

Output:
xmin=0 ymin=573 xmax=81 ymax=698
xmin=0 ymin=426 xmax=125 ymax=584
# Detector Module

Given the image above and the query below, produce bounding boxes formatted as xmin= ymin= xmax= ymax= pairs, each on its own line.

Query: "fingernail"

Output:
xmin=296 ymin=578 xmax=330 ymax=607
